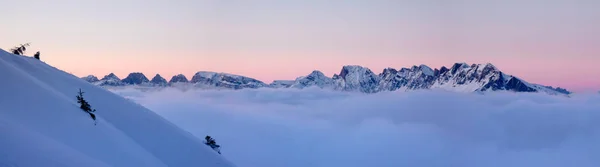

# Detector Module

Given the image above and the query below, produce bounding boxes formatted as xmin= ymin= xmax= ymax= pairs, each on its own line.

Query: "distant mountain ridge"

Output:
xmin=81 ymin=63 xmax=571 ymax=95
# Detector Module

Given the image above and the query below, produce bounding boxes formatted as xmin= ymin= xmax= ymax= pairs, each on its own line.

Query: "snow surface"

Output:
xmin=0 ymin=50 xmax=235 ymax=167
xmin=418 ymin=64 xmax=434 ymax=76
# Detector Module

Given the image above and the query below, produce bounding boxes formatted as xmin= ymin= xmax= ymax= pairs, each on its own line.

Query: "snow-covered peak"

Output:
xmin=450 ymin=62 xmax=470 ymax=74
xmin=192 ymin=71 xmax=219 ymax=80
xmin=333 ymin=65 xmax=380 ymax=93
xmin=308 ymin=70 xmax=326 ymax=78
xmin=290 ymin=70 xmax=334 ymax=89
xmin=97 ymin=73 xmax=125 ymax=86
xmin=381 ymin=68 xmax=398 ymax=76
xmin=418 ymin=65 xmax=434 ymax=76
xmin=337 ymin=65 xmax=371 ymax=78
xmin=483 ymin=63 xmax=497 ymax=70
xmin=82 ymin=75 xmax=99 ymax=83
xmin=439 ymin=66 xmax=450 ymax=74
xmin=122 ymin=72 xmax=150 ymax=85
xmin=191 ymin=71 xmax=266 ymax=89
xmin=169 ymin=74 xmax=189 ymax=83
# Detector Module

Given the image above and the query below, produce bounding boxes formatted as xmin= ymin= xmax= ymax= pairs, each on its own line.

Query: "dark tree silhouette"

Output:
xmin=76 ymin=88 xmax=97 ymax=125
xmin=9 ymin=43 xmax=30 ymax=55
xmin=34 ymin=51 xmax=40 ymax=60
xmin=204 ymin=135 xmax=221 ymax=154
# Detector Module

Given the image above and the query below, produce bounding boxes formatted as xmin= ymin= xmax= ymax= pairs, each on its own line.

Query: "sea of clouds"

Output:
xmin=112 ymin=87 xmax=600 ymax=167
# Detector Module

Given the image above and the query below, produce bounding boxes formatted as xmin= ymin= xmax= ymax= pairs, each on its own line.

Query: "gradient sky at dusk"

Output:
xmin=1 ymin=0 xmax=599 ymax=92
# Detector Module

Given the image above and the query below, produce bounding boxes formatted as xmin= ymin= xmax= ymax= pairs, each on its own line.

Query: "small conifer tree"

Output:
xmin=205 ymin=135 xmax=221 ymax=154
xmin=33 ymin=51 xmax=40 ymax=60
xmin=76 ymin=88 xmax=97 ymax=125
xmin=10 ymin=43 xmax=30 ymax=55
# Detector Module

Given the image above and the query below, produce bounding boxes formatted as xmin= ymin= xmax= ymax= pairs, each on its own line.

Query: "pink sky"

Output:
xmin=1 ymin=0 xmax=599 ymax=92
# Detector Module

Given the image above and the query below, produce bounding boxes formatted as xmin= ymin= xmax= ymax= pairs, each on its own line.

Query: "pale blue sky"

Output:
xmin=1 ymin=0 xmax=599 ymax=91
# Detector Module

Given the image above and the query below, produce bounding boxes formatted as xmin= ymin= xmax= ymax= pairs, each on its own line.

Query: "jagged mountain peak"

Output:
xmin=308 ymin=70 xmax=326 ymax=77
xmin=122 ymin=72 xmax=149 ymax=85
xmin=96 ymin=73 xmax=125 ymax=86
xmin=440 ymin=66 xmax=450 ymax=73
xmin=416 ymin=65 xmax=434 ymax=76
xmin=169 ymin=74 xmax=189 ymax=83
xmin=334 ymin=65 xmax=380 ymax=93
xmin=101 ymin=73 xmax=120 ymax=81
xmin=450 ymin=62 xmax=471 ymax=74
xmin=338 ymin=65 xmax=375 ymax=79
xmin=380 ymin=68 xmax=399 ymax=77
xmin=150 ymin=74 xmax=167 ymax=86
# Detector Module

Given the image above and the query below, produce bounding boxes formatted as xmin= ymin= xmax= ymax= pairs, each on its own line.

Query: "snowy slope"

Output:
xmin=0 ymin=50 xmax=235 ymax=167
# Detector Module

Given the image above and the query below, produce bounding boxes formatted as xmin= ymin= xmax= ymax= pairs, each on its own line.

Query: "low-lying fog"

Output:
xmin=113 ymin=88 xmax=600 ymax=167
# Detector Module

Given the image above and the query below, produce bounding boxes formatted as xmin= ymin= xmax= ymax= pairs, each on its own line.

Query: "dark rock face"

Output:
xmin=150 ymin=74 xmax=168 ymax=86
xmin=379 ymin=68 xmax=405 ymax=91
xmin=169 ymin=74 xmax=189 ymax=83
xmin=122 ymin=72 xmax=149 ymax=85
xmin=333 ymin=65 xmax=380 ymax=93
xmin=549 ymin=87 xmax=571 ymax=95
xmin=505 ymin=77 xmax=537 ymax=92
xmin=101 ymin=73 xmax=120 ymax=81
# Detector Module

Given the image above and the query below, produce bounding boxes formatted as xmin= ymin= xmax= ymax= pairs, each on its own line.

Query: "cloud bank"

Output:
xmin=112 ymin=88 xmax=600 ymax=167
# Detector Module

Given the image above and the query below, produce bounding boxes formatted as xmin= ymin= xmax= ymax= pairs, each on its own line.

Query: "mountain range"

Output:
xmin=81 ymin=63 xmax=571 ymax=95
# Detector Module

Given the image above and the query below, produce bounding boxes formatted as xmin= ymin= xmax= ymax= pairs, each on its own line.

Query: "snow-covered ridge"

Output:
xmin=190 ymin=71 xmax=267 ymax=89
xmin=0 ymin=49 xmax=236 ymax=167
xmin=82 ymin=63 xmax=570 ymax=95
